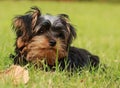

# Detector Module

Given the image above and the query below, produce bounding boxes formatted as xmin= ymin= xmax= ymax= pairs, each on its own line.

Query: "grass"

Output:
xmin=0 ymin=1 xmax=120 ymax=88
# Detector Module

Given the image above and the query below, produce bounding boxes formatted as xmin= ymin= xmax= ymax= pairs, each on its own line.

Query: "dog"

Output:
xmin=10 ymin=7 xmax=99 ymax=71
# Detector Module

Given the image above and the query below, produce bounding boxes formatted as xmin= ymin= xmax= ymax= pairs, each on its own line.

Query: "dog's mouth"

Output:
xmin=24 ymin=43 xmax=67 ymax=66
xmin=47 ymin=47 xmax=56 ymax=50
xmin=20 ymin=36 xmax=67 ymax=66
xmin=39 ymin=47 xmax=56 ymax=52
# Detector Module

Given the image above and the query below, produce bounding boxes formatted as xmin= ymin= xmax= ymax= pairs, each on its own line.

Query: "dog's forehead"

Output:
xmin=40 ymin=15 xmax=60 ymax=24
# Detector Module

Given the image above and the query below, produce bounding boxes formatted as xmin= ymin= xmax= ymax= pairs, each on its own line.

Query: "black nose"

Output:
xmin=49 ymin=40 xmax=56 ymax=47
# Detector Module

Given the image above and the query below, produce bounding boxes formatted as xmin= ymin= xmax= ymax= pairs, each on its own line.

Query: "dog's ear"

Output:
xmin=58 ymin=14 xmax=69 ymax=19
xmin=28 ymin=6 xmax=41 ymax=30
xmin=13 ymin=16 xmax=27 ymax=37
xmin=13 ymin=6 xmax=41 ymax=36
xmin=13 ymin=15 xmax=31 ymax=49
xmin=58 ymin=14 xmax=76 ymax=44
xmin=12 ymin=6 xmax=41 ymax=49
xmin=67 ymin=24 xmax=76 ymax=44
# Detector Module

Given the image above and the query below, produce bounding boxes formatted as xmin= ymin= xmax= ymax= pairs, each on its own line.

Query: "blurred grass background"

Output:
xmin=0 ymin=1 xmax=120 ymax=88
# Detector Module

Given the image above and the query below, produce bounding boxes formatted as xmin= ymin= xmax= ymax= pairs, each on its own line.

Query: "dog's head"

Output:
xmin=13 ymin=7 xmax=76 ymax=66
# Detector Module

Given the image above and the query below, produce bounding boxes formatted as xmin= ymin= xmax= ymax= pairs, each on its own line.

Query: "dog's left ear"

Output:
xmin=58 ymin=14 xmax=69 ymax=19
xmin=59 ymin=14 xmax=77 ymax=44
xmin=67 ymin=24 xmax=76 ymax=44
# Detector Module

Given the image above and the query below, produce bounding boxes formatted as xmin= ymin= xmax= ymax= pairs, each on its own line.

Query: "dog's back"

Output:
xmin=58 ymin=47 xmax=100 ymax=71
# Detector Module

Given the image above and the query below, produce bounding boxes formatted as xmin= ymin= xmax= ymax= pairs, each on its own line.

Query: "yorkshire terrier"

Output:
xmin=10 ymin=7 xmax=99 ymax=71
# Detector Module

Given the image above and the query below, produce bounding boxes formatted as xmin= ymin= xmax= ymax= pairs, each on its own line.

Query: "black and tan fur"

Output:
xmin=11 ymin=7 xmax=99 ymax=71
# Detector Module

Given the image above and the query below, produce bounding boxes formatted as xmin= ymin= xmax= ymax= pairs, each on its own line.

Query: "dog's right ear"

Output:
xmin=13 ymin=6 xmax=41 ymax=37
xmin=12 ymin=6 xmax=41 ymax=49
xmin=13 ymin=15 xmax=32 ymax=49
xmin=31 ymin=7 xmax=41 ymax=30
xmin=13 ymin=16 xmax=25 ymax=36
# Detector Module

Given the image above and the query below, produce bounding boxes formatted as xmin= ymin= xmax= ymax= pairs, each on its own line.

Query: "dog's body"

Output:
xmin=11 ymin=7 xmax=99 ymax=71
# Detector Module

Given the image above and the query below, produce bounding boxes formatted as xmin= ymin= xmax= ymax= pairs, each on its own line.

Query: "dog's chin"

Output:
xmin=25 ymin=46 xmax=67 ymax=66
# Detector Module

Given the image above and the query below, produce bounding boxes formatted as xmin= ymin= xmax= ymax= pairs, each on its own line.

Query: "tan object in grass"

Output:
xmin=0 ymin=65 xmax=29 ymax=85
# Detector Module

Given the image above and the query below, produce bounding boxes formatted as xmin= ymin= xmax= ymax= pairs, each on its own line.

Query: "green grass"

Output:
xmin=0 ymin=1 xmax=120 ymax=88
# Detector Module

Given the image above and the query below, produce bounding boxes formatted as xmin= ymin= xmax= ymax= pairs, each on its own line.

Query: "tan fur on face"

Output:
xmin=17 ymin=37 xmax=26 ymax=49
xmin=22 ymin=35 xmax=67 ymax=66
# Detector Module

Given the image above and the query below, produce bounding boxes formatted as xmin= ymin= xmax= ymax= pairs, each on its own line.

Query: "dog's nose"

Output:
xmin=49 ymin=40 xmax=56 ymax=47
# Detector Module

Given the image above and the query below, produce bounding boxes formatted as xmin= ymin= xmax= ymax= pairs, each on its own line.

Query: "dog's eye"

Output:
xmin=56 ymin=26 xmax=63 ymax=30
xmin=38 ymin=29 xmax=45 ymax=34
xmin=36 ymin=28 xmax=45 ymax=35
xmin=37 ymin=25 xmax=48 ymax=34
xmin=39 ymin=30 xmax=43 ymax=33
xmin=57 ymin=32 xmax=65 ymax=39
